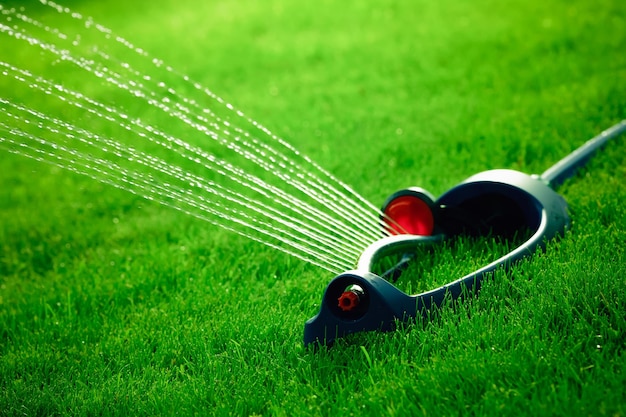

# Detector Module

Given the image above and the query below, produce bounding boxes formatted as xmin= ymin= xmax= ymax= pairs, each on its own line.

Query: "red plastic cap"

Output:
xmin=337 ymin=291 xmax=360 ymax=312
xmin=384 ymin=195 xmax=434 ymax=235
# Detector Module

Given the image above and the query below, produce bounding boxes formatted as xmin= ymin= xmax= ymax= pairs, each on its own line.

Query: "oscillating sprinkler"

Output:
xmin=304 ymin=120 xmax=626 ymax=347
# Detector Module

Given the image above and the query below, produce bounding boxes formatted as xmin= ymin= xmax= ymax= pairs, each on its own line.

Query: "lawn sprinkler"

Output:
xmin=304 ymin=120 xmax=626 ymax=347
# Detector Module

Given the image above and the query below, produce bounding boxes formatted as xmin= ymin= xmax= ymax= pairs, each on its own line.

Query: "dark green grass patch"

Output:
xmin=1 ymin=0 xmax=625 ymax=416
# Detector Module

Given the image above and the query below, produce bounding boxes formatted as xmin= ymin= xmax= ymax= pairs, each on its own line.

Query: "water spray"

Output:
xmin=304 ymin=120 xmax=626 ymax=347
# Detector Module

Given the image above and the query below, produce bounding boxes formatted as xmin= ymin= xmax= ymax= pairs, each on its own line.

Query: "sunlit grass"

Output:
xmin=1 ymin=0 xmax=625 ymax=415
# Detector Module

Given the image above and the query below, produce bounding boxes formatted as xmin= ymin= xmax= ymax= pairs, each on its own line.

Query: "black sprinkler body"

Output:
xmin=304 ymin=121 xmax=626 ymax=347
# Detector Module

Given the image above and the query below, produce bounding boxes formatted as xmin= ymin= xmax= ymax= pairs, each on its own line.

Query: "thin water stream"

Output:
xmin=0 ymin=1 xmax=391 ymax=273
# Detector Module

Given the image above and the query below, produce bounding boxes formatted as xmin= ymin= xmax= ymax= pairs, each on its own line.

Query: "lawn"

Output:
xmin=1 ymin=0 xmax=625 ymax=415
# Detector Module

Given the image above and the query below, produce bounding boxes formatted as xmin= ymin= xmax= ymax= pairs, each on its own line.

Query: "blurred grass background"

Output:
xmin=1 ymin=0 xmax=625 ymax=415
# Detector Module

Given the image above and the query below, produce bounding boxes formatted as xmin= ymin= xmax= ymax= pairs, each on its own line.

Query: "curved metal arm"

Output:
xmin=355 ymin=234 xmax=444 ymax=274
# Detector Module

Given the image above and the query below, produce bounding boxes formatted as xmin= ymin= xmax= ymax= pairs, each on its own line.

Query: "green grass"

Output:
xmin=1 ymin=0 xmax=625 ymax=415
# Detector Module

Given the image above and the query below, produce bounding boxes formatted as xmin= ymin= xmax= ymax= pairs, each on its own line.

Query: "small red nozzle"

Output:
xmin=338 ymin=290 xmax=360 ymax=312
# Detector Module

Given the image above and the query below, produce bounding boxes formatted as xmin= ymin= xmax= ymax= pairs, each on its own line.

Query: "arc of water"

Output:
xmin=0 ymin=34 xmax=380 ymax=252
xmin=17 ymin=1 xmax=391 ymax=238
xmin=0 ymin=1 xmax=397 ymax=272
xmin=0 ymin=124 xmax=352 ymax=274
xmin=1 ymin=99 xmax=362 ymax=267
xmin=0 ymin=98 xmax=360 ymax=261
xmin=0 ymin=58 xmax=376 ymax=253
xmin=1 ymin=6 xmax=384 ymax=245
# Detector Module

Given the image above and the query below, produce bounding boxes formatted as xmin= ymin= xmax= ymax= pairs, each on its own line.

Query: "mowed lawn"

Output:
xmin=1 ymin=0 xmax=625 ymax=415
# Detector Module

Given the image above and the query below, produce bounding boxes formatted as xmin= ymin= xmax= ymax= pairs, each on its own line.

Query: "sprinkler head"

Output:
xmin=305 ymin=170 xmax=569 ymax=347
xmin=305 ymin=121 xmax=625 ymax=347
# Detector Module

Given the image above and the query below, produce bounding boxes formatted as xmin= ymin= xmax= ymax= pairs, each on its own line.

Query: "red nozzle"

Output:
xmin=338 ymin=290 xmax=360 ymax=311
xmin=383 ymin=194 xmax=435 ymax=235
xmin=337 ymin=285 xmax=365 ymax=312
